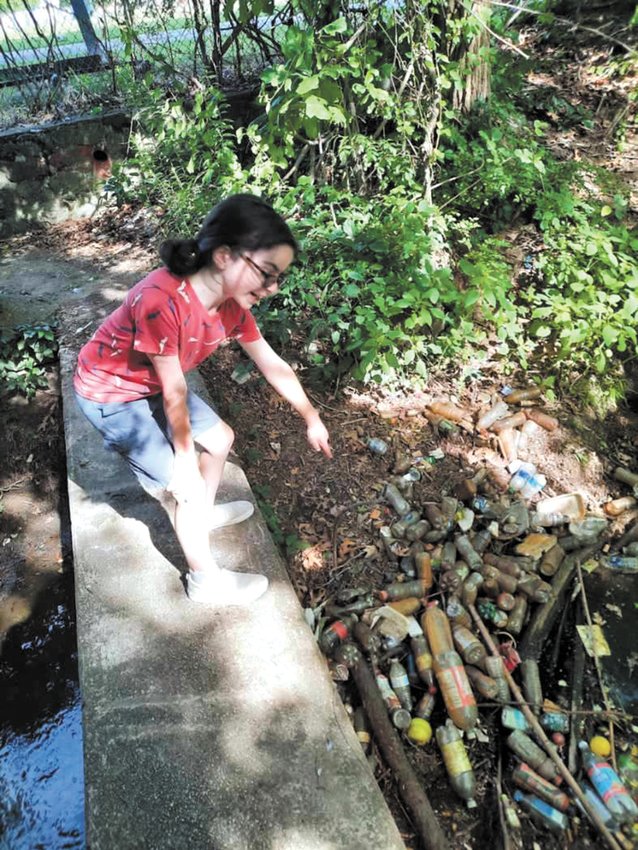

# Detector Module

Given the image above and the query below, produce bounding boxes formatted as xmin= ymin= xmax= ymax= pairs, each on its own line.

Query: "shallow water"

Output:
xmin=585 ymin=569 xmax=638 ymax=717
xmin=0 ymin=571 xmax=84 ymax=850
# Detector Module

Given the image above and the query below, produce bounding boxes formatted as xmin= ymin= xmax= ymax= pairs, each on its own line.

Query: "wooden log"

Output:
xmin=568 ymin=601 xmax=586 ymax=775
xmin=334 ymin=642 xmax=449 ymax=850
xmin=518 ymin=546 xmax=597 ymax=660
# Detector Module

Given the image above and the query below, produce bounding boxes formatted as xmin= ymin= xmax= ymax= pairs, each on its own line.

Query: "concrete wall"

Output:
xmin=0 ymin=110 xmax=130 ymax=238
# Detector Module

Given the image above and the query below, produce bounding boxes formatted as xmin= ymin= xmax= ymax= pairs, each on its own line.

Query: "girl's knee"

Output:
xmin=197 ymin=421 xmax=234 ymax=456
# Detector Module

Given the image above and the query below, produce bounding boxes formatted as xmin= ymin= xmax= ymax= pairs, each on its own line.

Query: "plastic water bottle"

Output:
xmin=452 ymin=625 xmax=486 ymax=666
xmin=483 ymin=655 xmax=510 ymax=703
xmin=374 ymin=669 xmax=411 ymax=731
xmin=577 ymin=781 xmax=618 ymax=829
xmin=353 ymin=706 xmax=371 ymax=754
xmin=383 ymin=483 xmax=411 ymax=517
xmin=389 ymin=659 xmax=413 ymax=711
xmin=415 ymin=689 xmax=437 ymax=720
xmin=445 ymin=596 xmax=472 ymax=629
xmin=509 ymin=462 xmax=536 ymax=493
xmin=436 ymin=719 xmax=477 ymax=808
xmin=476 ymin=400 xmax=510 ymax=431
xmin=512 ymin=762 xmax=571 ymax=812
xmin=602 ymin=555 xmax=638 ymax=572
xmin=500 ymin=793 xmax=521 ymax=830
xmin=520 ymin=659 xmax=543 ymax=714
xmin=422 ymin=603 xmax=454 ymax=656
xmin=540 ymin=712 xmax=569 ymax=733
xmin=455 ymin=534 xmax=483 ymax=570
xmin=461 ymin=572 xmax=484 ymax=607
xmin=501 ymin=706 xmax=530 ymax=732
xmin=520 ymin=473 xmax=547 ymax=499
xmin=506 ymin=594 xmax=528 ymax=636
xmin=465 ymin=665 xmax=498 ymax=700
xmin=377 ymin=579 xmax=429 ymax=602
xmin=579 ymin=741 xmax=638 ymax=822
xmin=367 ymin=437 xmax=389 ymax=455
xmin=507 ymin=731 xmax=561 ymax=784
xmin=319 ymin=614 xmax=358 ymax=655
xmin=512 ymin=790 xmax=569 ymax=832
xmin=433 ymin=649 xmax=478 ymax=731
xmin=410 ymin=634 xmax=435 ymax=688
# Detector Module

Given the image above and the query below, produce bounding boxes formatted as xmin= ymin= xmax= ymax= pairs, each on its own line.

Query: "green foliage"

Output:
xmin=107 ymin=4 xmax=637 ymax=410
xmin=109 ymin=88 xmax=246 ymax=234
xmin=528 ymin=194 xmax=638 ymax=380
xmin=0 ymin=323 xmax=58 ymax=398
xmin=266 ymin=182 xmax=519 ymax=386
xmin=252 ymin=483 xmax=309 ymax=556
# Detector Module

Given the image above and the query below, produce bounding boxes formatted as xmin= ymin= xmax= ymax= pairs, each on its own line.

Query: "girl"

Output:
xmin=74 ymin=194 xmax=332 ymax=606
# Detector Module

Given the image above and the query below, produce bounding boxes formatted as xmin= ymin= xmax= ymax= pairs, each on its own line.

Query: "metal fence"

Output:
xmin=0 ymin=0 xmax=286 ymax=129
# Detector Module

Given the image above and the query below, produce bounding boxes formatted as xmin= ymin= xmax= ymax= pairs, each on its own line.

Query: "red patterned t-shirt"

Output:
xmin=74 ymin=268 xmax=261 ymax=402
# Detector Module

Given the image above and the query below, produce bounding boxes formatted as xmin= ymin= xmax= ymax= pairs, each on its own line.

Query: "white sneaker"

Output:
xmin=186 ymin=568 xmax=268 ymax=606
xmin=209 ymin=500 xmax=255 ymax=531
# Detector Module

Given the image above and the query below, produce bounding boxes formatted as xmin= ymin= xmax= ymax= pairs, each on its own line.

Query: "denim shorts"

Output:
xmin=74 ymin=390 xmax=220 ymax=490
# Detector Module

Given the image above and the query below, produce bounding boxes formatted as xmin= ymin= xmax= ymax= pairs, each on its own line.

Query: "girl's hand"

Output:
xmin=306 ymin=415 xmax=333 ymax=458
xmin=168 ymin=451 xmax=206 ymax=505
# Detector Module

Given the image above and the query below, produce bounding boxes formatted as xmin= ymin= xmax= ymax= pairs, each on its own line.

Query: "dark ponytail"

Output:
xmin=159 ymin=194 xmax=297 ymax=276
xmin=158 ymin=238 xmax=202 ymax=276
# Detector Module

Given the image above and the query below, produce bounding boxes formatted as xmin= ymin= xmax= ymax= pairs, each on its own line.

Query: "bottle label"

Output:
xmin=331 ymin=621 xmax=349 ymax=640
xmin=392 ymin=672 xmax=410 ymax=690
xmin=442 ymin=739 xmax=472 ymax=777
xmin=437 ymin=665 xmax=475 ymax=709
xmin=528 ymin=795 xmax=563 ymax=824
xmin=357 ymin=731 xmax=371 ymax=745
xmin=376 ymin=674 xmax=392 ymax=698
xmin=587 ymin=763 xmax=627 ymax=802
xmin=376 ymin=675 xmax=401 ymax=711
xmin=415 ymin=655 xmax=433 ymax=673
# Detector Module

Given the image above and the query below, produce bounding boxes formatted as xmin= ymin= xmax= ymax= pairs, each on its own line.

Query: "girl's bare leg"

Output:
xmin=166 ymin=421 xmax=234 ymax=574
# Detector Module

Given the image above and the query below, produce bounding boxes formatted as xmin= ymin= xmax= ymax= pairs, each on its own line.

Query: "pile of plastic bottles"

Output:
xmin=314 ymin=388 xmax=638 ymax=843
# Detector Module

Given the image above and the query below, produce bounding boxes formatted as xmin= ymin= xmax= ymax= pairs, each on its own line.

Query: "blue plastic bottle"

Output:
xmin=579 ymin=741 xmax=638 ymax=823
xmin=512 ymin=790 xmax=569 ymax=833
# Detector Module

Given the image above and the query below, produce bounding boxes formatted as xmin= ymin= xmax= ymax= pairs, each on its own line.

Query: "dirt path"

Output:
xmin=0 ymin=228 xmax=151 ymax=648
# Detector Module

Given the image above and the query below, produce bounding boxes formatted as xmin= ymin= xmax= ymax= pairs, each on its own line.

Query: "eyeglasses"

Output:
xmin=242 ymin=255 xmax=286 ymax=291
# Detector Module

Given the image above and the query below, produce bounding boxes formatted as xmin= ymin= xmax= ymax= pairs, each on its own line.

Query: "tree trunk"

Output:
xmin=453 ymin=0 xmax=491 ymax=113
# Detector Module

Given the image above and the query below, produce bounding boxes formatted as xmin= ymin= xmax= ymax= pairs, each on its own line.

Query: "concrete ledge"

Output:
xmin=60 ymin=347 xmax=405 ymax=850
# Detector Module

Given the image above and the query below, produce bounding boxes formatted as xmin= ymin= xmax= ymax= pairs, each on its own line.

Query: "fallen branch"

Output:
xmin=518 ymin=545 xmax=597 ymax=660
xmin=469 ymin=604 xmax=624 ymax=850
xmin=568 ymin=601 xmax=586 ymax=775
xmin=335 ymin=642 xmax=450 ymax=850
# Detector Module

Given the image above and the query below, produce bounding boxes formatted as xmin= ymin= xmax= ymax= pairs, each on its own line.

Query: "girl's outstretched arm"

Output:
xmin=240 ymin=337 xmax=333 ymax=458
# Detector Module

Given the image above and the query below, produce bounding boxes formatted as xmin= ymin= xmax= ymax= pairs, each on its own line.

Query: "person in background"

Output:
xmin=74 ymin=193 xmax=332 ymax=606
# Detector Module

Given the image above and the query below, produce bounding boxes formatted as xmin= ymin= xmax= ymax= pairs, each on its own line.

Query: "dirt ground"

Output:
xmin=1 ymin=32 xmax=637 ymax=850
